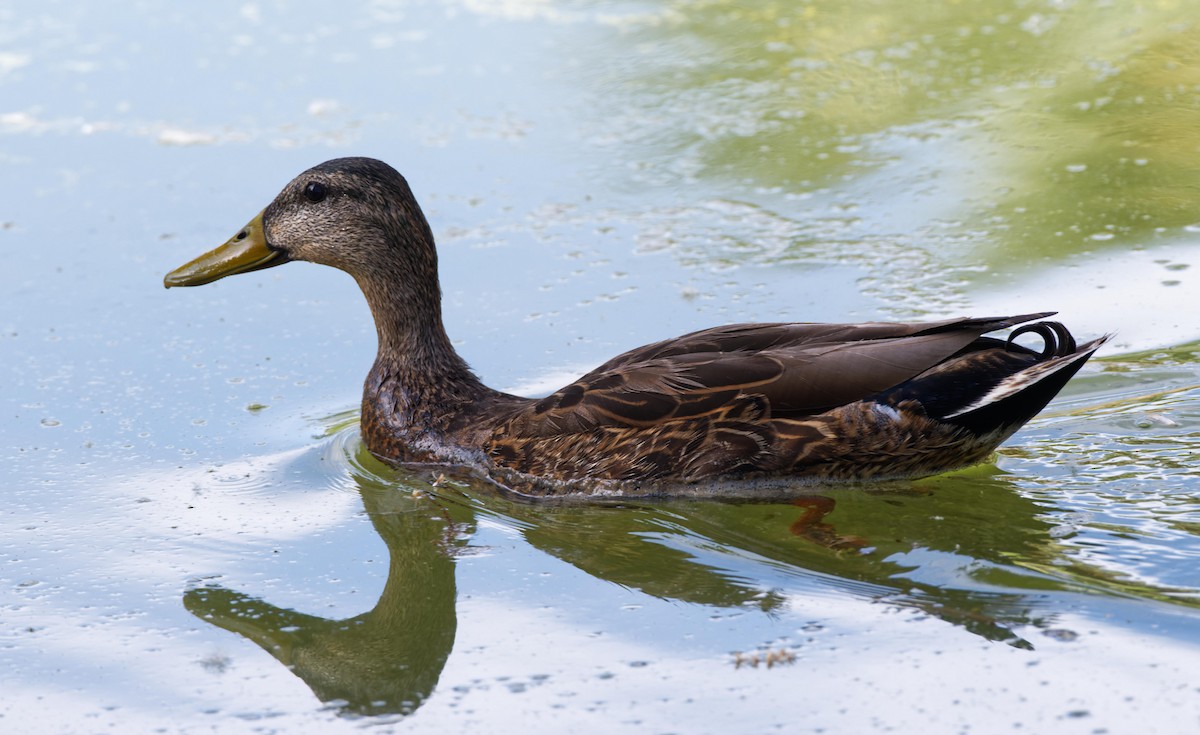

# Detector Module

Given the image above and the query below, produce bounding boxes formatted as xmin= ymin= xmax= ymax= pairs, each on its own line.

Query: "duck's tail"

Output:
xmin=875 ymin=317 xmax=1110 ymax=438
xmin=937 ymin=324 xmax=1111 ymax=436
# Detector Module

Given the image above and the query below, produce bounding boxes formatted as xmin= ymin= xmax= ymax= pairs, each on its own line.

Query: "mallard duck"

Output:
xmin=165 ymin=157 xmax=1108 ymax=498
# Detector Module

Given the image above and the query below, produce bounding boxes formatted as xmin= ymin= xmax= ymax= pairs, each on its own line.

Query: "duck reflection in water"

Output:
xmin=184 ymin=483 xmax=473 ymax=717
xmin=186 ymin=458 xmax=1115 ymax=716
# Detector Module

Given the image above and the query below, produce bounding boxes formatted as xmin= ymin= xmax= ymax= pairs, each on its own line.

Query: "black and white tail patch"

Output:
xmin=944 ymin=336 xmax=1108 ymax=421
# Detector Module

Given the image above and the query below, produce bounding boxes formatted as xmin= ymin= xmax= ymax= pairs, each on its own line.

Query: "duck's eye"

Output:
xmin=303 ymin=181 xmax=327 ymax=203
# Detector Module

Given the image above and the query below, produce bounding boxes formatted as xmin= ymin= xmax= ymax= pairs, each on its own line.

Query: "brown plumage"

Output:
xmin=165 ymin=157 xmax=1109 ymax=499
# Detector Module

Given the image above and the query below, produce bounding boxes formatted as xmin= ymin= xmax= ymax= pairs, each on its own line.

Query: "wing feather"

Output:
xmin=494 ymin=314 xmax=1054 ymax=446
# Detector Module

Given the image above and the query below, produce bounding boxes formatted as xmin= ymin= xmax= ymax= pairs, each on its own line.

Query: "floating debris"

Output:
xmin=733 ymin=647 xmax=797 ymax=669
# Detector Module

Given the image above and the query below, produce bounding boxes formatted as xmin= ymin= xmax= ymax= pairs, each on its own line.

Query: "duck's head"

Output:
xmin=164 ymin=157 xmax=438 ymax=289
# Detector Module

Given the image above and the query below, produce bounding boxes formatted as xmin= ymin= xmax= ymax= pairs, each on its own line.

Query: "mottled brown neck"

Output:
xmin=356 ymin=268 xmax=471 ymax=377
xmin=350 ymin=225 xmax=522 ymax=464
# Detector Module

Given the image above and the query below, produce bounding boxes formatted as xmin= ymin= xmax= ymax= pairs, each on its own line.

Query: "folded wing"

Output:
xmin=501 ymin=314 xmax=1054 ymax=438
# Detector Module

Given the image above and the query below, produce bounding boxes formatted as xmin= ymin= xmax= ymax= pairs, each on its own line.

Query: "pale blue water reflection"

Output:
xmin=3 ymin=1 xmax=1200 ymax=733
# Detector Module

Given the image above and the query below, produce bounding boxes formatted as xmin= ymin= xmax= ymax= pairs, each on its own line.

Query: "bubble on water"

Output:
xmin=158 ymin=127 xmax=218 ymax=146
xmin=307 ymin=98 xmax=340 ymax=117
xmin=1142 ymin=412 xmax=1180 ymax=428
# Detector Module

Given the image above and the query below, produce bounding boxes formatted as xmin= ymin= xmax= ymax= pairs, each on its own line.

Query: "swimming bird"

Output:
xmin=165 ymin=157 xmax=1107 ymax=498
